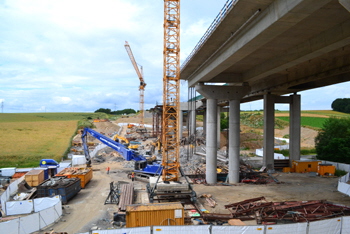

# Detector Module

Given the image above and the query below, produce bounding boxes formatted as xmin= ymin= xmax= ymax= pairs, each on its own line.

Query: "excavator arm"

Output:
xmin=81 ymin=128 xmax=161 ymax=175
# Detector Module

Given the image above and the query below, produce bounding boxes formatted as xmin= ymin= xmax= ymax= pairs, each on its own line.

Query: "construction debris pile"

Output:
xmin=56 ymin=167 xmax=90 ymax=176
xmin=202 ymin=196 xmax=350 ymax=224
xmin=179 ymin=145 xmax=276 ymax=185
xmin=38 ymin=177 xmax=79 ymax=188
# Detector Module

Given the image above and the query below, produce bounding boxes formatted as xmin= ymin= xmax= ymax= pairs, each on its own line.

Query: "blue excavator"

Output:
xmin=81 ymin=127 xmax=162 ymax=175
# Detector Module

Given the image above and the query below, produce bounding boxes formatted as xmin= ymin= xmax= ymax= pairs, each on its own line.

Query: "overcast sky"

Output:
xmin=1 ymin=0 xmax=349 ymax=113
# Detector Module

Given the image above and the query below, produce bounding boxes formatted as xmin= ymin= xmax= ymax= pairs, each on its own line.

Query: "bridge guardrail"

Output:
xmin=181 ymin=0 xmax=236 ymax=69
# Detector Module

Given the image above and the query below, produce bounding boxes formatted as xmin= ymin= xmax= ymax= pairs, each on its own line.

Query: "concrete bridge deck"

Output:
xmin=181 ymin=0 xmax=350 ymax=102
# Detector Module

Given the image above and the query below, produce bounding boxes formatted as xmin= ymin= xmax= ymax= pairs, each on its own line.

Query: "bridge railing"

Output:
xmin=181 ymin=0 xmax=237 ymax=69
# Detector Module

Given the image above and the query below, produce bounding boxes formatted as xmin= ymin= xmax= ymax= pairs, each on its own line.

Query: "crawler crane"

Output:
xmin=147 ymin=0 xmax=196 ymax=202
xmin=124 ymin=41 xmax=146 ymax=130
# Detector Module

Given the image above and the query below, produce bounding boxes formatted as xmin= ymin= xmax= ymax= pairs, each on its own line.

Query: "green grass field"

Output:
xmin=0 ymin=110 xmax=348 ymax=168
xmin=276 ymin=116 xmax=328 ymax=129
xmin=0 ymin=112 xmax=107 ymax=168
xmin=0 ymin=112 xmax=107 ymax=122
xmin=301 ymin=110 xmax=349 ymax=117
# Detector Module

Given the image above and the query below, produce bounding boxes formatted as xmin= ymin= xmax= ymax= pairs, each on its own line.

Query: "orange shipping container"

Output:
xmin=126 ymin=202 xmax=184 ymax=228
xmin=25 ymin=169 xmax=45 ymax=187
xmin=283 ymin=167 xmax=291 ymax=173
xmin=56 ymin=167 xmax=93 ymax=188
xmin=318 ymin=164 xmax=336 ymax=176
xmin=292 ymin=160 xmax=321 ymax=173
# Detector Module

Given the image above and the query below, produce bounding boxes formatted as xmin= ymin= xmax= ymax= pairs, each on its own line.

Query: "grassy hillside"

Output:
xmin=276 ymin=116 xmax=327 ymax=129
xmin=275 ymin=110 xmax=350 ymax=129
xmin=0 ymin=112 xmax=107 ymax=168
xmin=0 ymin=112 xmax=107 ymax=122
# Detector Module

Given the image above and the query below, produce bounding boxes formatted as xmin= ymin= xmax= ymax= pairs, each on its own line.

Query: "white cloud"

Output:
xmin=52 ymin=96 xmax=72 ymax=105
xmin=0 ymin=0 xmax=348 ymax=113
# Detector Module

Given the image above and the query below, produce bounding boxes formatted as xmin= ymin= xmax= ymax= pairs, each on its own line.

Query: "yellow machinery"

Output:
xmin=124 ymin=41 xmax=146 ymax=129
xmin=113 ymin=134 xmax=139 ymax=150
xmin=147 ymin=0 xmax=196 ymax=202
xmin=150 ymin=137 xmax=161 ymax=155
xmin=127 ymin=123 xmax=135 ymax=129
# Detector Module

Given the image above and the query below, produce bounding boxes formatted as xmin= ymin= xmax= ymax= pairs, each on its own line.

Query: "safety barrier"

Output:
xmin=0 ymin=176 xmax=25 ymax=213
xmin=0 ymin=196 xmax=62 ymax=234
xmin=320 ymin=160 xmax=350 ymax=197
xmin=0 ymin=175 xmax=63 ymax=234
xmin=339 ymin=173 xmax=350 ymax=196
xmin=75 ymin=217 xmax=350 ymax=234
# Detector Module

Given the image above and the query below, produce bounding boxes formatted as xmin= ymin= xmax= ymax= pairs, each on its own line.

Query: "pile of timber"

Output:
xmin=118 ymin=183 xmax=134 ymax=212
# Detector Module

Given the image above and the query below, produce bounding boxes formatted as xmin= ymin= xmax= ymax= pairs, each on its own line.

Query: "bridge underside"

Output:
xmin=181 ymin=0 xmax=350 ymax=102
xmin=180 ymin=0 xmax=350 ymax=183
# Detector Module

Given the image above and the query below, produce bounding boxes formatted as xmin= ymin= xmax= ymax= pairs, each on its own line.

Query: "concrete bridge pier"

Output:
xmin=263 ymin=93 xmax=301 ymax=171
xmin=263 ymin=93 xmax=275 ymax=171
xmin=217 ymin=106 xmax=222 ymax=148
xmin=179 ymin=110 xmax=184 ymax=138
xmin=195 ymin=83 xmax=250 ymax=184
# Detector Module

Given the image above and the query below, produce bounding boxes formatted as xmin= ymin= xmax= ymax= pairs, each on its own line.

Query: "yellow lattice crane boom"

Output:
xmin=162 ymin=0 xmax=181 ymax=182
xmin=124 ymin=41 xmax=146 ymax=128
xmin=147 ymin=0 xmax=195 ymax=203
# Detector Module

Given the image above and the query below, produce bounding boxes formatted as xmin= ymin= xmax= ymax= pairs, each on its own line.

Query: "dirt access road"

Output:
xmin=38 ymin=119 xmax=350 ymax=233
xmin=40 ymin=159 xmax=350 ymax=233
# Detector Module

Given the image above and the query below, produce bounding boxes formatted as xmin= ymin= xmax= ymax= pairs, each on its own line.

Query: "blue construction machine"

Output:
xmin=81 ymin=128 xmax=162 ymax=175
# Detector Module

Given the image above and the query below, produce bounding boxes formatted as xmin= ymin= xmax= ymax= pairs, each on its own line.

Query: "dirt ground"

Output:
xmin=37 ymin=117 xmax=350 ymax=234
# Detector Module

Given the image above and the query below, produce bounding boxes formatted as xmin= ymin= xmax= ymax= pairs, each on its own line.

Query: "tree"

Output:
xmin=94 ymin=108 xmax=111 ymax=114
xmin=315 ymin=117 xmax=350 ymax=163
xmin=331 ymin=98 xmax=350 ymax=113
xmin=111 ymin=108 xmax=136 ymax=115
xmin=220 ymin=112 xmax=228 ymax=130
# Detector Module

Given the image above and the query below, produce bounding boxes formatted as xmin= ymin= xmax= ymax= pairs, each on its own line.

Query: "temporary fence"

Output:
xmin=0 ymin=174 xmax=63 ymax=234
xmin=73 ymin=217 xmax=350 ymax=234
xmin=319 ymin=160 xmax=350 ymax=197
xmin=0 ymin=176 xmax=25 ymax=213
xmin=0 ymin=196 xmax=62 ymax=234
xmin=255 ymin=148 xmax=287 ymax=159
xmin=339 ymin=173 xmax=350 ymax=196
xmin=76 ymin=227 xmax=151 ymax=234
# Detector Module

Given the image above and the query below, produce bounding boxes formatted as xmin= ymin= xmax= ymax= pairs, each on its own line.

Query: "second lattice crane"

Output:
xmin=124 ymin=41 xmax=146 ymax=130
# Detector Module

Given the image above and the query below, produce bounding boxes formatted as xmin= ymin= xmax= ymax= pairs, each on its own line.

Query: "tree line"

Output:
xmin=332 ymin=98 xmax=350 ymax=113
xmin=94 ymin=108 xmax=136 ymax=115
